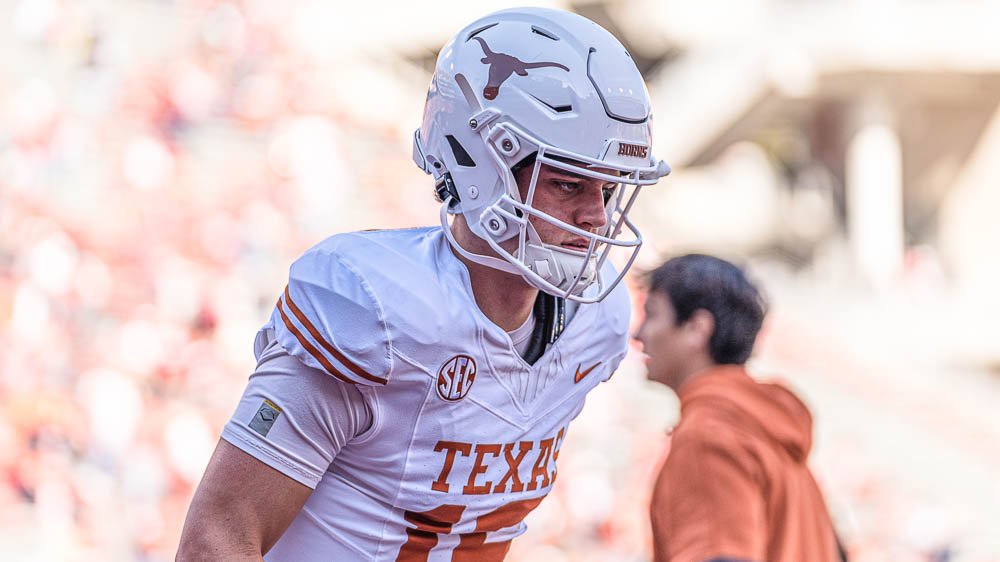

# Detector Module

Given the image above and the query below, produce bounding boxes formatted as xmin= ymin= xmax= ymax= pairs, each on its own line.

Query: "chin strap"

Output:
xmin=521 ymin=292 xmax=566 ymax=365
xmin=440 ymin=199 xmax=525 ymax=276
xmin=434 ymin=172 xmax=461 ymax=208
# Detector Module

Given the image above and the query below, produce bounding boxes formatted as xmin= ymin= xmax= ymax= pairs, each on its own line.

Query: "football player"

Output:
xmin=177 ymin=7 xmax=669 ymax=561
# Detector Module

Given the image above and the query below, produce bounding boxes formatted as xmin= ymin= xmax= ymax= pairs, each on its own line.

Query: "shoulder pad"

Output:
xmin=270 ymin=242 xmax=392 ymax=386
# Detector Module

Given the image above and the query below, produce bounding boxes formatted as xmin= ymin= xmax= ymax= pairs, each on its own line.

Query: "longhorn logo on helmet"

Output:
xmin=472 ymin=36 xmax=569 ymax=100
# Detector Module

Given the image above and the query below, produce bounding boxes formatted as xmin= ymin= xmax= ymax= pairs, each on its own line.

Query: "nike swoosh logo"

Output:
xmin=574 ymin=361 xmax=602 ymax=384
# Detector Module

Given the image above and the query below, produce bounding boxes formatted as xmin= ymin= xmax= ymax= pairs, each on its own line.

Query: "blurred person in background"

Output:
xmin=176 ymin=7 xmax=669 ymax=561
xmin=633 ymin=254 xmax=845 ymax=562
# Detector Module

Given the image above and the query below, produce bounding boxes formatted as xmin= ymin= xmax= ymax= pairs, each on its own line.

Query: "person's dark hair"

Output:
xmin=647 ymin=254 xmax=767 ymax=365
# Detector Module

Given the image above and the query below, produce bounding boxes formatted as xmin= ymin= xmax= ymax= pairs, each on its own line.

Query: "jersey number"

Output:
xmin=395 ymin=497 xmax=544 ymax=561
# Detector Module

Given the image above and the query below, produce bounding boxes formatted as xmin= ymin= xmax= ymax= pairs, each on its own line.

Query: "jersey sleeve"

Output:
xmin=650 ymin=429 xmax=767 ymax=562
xmin=221 ymin=330 xmax=374 ymax=489
xmin=269 ymin=246 xmax=393 ymax=386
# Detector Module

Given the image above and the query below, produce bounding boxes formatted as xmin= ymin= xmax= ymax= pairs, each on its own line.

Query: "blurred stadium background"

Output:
xmin=1 ymin=0 xmax=999 ymax=560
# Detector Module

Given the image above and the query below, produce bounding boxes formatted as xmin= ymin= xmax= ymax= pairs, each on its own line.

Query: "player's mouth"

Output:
xmin=561 ymin=238 xmax=590 ymax=251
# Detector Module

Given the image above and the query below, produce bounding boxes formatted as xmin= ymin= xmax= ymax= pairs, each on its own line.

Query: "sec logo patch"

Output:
xmin=437 ymin=354 xmax=477 ymax=401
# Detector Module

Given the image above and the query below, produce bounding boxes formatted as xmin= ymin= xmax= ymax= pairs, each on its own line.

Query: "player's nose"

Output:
xmin=575 ymin=184 xmax=608 ymax=230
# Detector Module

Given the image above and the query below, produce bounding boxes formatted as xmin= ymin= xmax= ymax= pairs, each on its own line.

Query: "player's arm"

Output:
xmin=176 ymin=439 xmax=312 ymax=561
xmin=177 ymin=331 xmax=373 ymax=560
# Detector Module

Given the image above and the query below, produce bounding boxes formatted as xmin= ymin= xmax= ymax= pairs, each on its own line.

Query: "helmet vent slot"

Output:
xmin=454 ymin=73 xmax=481 ymax=111
xmin=465 ymin=22 xmax=498 ymax=41
xmin=446 ymin=135 xmax=476 ymax=167
xmin=531 ymin=26 xmax=560 ymax=41
xmin=527 ymin=92 xmax=572 ymax=114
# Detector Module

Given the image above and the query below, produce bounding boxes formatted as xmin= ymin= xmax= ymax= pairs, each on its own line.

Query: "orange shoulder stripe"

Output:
xmin=282 ymin=286 xmax=389 ymax=385
xmin=276 ymin=298 xmax=357 ymax=386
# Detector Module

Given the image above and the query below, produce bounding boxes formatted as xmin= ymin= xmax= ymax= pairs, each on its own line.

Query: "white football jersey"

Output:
xmin=227 ymin=227 xmax=630 ymax=561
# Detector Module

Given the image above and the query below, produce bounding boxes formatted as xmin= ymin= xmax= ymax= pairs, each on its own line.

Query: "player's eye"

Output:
xmin=552 ymin=180 xmax=580 ymax=193
xmin=602 ymin=184 xmax=618 ymax=203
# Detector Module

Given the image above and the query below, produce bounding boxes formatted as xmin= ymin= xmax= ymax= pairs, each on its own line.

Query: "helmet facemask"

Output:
xmin=440 ymin=121 xmax=669 ymax=304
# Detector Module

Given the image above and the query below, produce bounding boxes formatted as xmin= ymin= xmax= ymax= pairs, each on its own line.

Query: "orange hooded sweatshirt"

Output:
xmin=650 ymin=365 xmax=841 ymax=562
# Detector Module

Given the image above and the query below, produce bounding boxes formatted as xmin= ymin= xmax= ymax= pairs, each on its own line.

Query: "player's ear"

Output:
xmin=686 ymin=309 xmax=715 ymax=351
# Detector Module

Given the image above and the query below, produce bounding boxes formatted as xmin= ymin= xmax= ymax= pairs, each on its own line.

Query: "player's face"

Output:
xmin=514 ymin=162 xmax=616 ymax=250
xmin=634 ymin=291 xmax=685 ymax=389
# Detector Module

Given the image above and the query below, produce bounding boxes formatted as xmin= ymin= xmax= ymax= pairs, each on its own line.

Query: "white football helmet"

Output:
xmin=413 ymin=7 xmax=670 ymax=303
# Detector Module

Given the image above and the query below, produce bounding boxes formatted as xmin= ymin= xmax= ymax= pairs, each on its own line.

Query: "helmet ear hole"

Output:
xmin=425 ymin=155 xmax=444 ymax=173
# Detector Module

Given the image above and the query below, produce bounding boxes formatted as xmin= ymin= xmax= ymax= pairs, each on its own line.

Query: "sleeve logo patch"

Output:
xmin=249 ymin=399 xmax=282 ymax=437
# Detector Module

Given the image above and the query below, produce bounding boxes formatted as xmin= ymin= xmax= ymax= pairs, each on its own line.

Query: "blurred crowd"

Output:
xmin=1 ymin=1 xmax=997 ymax=561
xmin=0 ymin=1 xmax=421 ymax=559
